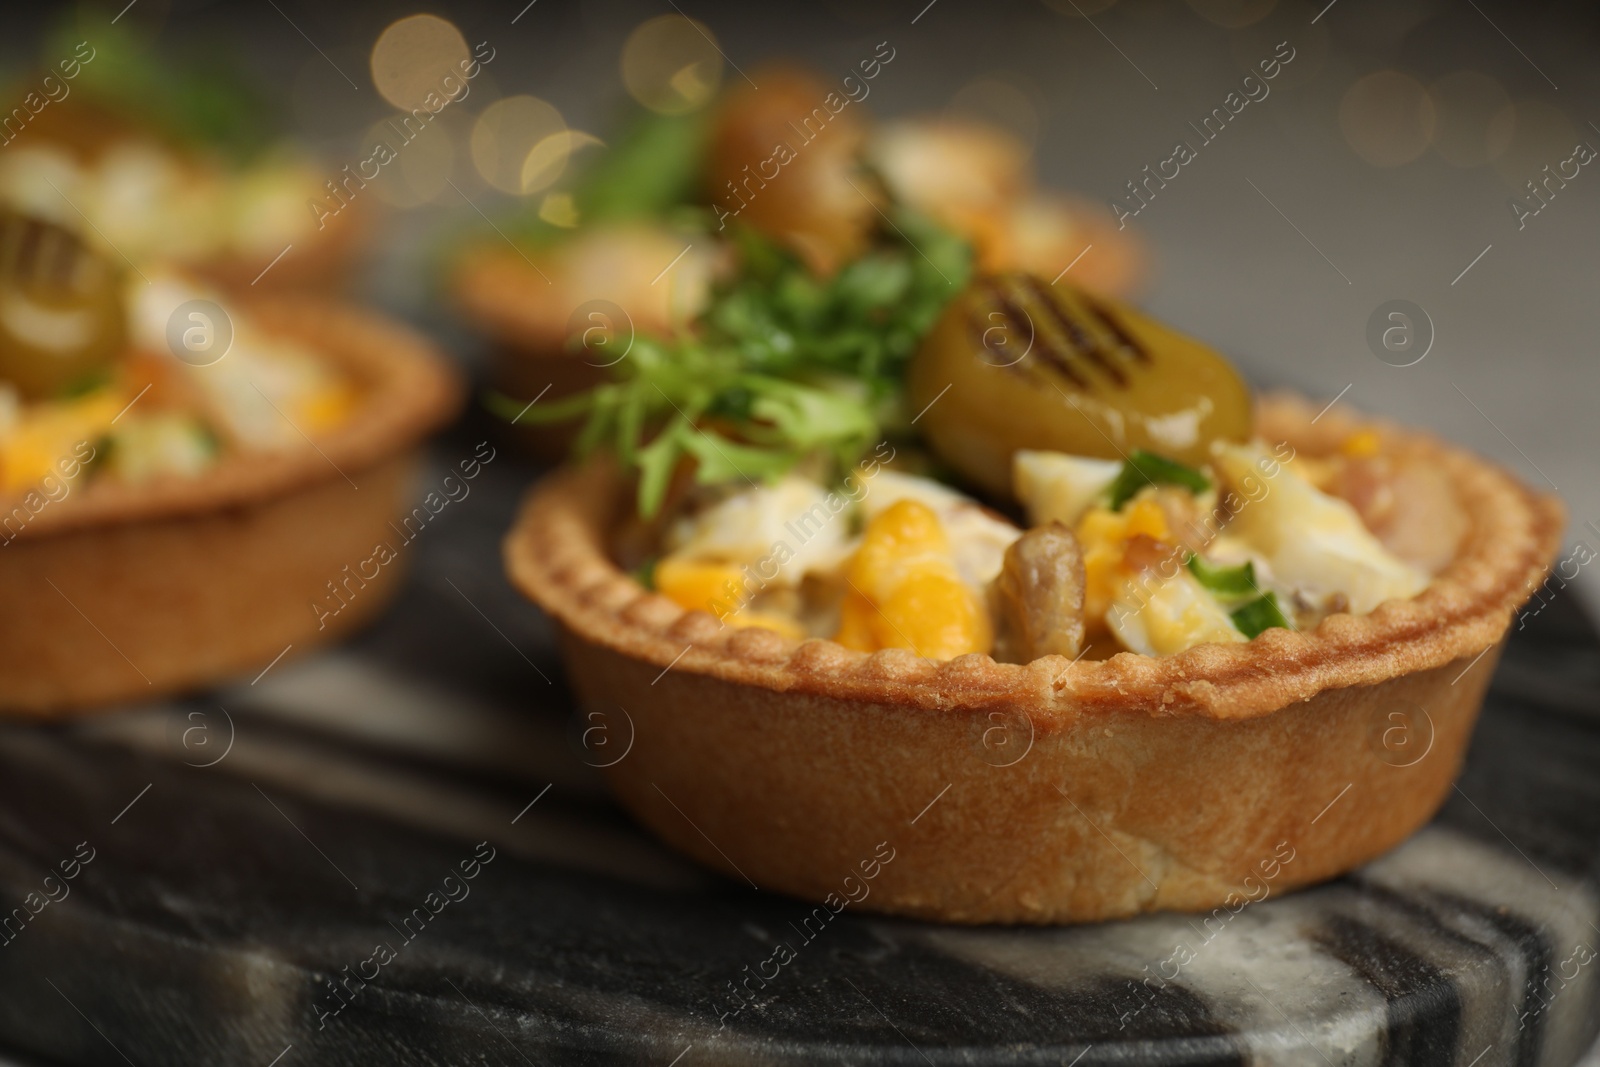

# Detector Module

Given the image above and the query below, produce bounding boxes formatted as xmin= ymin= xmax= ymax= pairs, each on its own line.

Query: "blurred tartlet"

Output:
xmin=0 ymin=25 xmax=364 ymax=291
xmin=452 ymin=66 xmax=1141 ymax=456
xmin=0 ymin=219 xmax=459 ymax=714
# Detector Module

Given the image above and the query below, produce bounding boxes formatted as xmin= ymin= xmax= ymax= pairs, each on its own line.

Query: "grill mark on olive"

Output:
xmin=1025 ymin=276 xmax=1128 ymax=388
xmin=1084 ymin=294 xmax=1151 ymax=364
xmin=12 ymin=217 xmax=42 ymax=281
xmin=967 ymin=283 xmax=1029 ymax=377
xmin=975 ymin=279 xmax=1087 ymax=386
xmin=1000 ymin=279 xmax=1086 ymax=388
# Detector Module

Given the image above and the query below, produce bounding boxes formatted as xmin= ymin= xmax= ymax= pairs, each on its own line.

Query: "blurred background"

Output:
xmin=6 ymin=0 xmax=1591 ymax=612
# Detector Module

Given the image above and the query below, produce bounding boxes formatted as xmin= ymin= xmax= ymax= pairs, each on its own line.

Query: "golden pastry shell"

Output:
xmin=504 ymin=395 xmax=1563 ymax=923
xmin=0 ymin=296 xmax=461 ymax=715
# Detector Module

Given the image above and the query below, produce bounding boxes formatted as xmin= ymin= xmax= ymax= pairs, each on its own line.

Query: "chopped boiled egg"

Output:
xmin=1013 ymin=450 xmax=1121 ymax=527
xmin=858 ymin=469 xmax=1020 ymax=590
xmin=94 ymin=142 xmax=221 ymax=265
xmin=228 ymin=160 xmax=322 ymax=257
xmin=128 ymin=273 xmax=357 ymax=449
xmin=1339 ymin=428 xmax=1382 ymax=458
xmin=663 ymin=475 xmax=851 ymax=586
xmin=1074 ymin=496 xmax=1173 ymax=623
xmin=1214 ymin=443 xmax=1427 ymax=616
xmin=1107 ymin=568 xmax=1245 ymax=658
xmin=103 ymin=414 xmax=216 ymax=485
xmin=835 ymin=499 xmax=991 ymax=659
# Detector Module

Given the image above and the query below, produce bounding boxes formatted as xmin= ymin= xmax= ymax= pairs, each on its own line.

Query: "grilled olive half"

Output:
xmin=0 ymin=210 xmax=127 ymax=399
xmin=906 ymin=273 xmax=1252 ymax=497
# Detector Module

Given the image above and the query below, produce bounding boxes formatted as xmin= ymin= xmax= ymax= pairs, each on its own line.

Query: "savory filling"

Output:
xmin=644 ymin=432 xmax=1441 ymax=661
xmin=0 ymin=212 xmax=356 ymax=499
xmin=500 ymin=64 xmax=1459 ymax=661
xmin=0 ymin=140 xmax=322 ymax=269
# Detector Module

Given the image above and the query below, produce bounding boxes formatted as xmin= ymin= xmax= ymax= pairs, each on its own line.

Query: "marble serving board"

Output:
xmin=0 ymin=424 xmax=1597 ymax=1067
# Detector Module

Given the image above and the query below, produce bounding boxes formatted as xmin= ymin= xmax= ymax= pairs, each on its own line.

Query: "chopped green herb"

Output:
xmin=1186 ymin=555 xmax=1257 ymax=598
xmin=1106 ymin=449 xmax=1211 ymax=510
xmin=496 ymin=212 xmax=972 ymax=515
xmin=1230 ymin=592 xmax=1292 ymax=639
xmin=633 ymin=558 xmax=658 ymax=590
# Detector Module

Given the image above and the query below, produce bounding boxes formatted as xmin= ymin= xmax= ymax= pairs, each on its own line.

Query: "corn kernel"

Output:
xmin=1075 ymin=499 xmax=1174 ymax=622
xmin=298 ymin=382 xmax=359 ymax=434
xmin=0 ymin=390 xmax=123 ymax=493
xmin=653 ymin=557 xmax=805 ymax=640
xmin=1339 ymin=428 xmax=1381 ymax=458
xmin=834 ymin=499 xmax=991 ymax=659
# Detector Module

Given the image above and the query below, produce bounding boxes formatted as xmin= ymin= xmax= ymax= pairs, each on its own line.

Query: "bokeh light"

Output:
xmin=620 ymin=15 xmax=724 ymax=115
xmin=471 ymin=96 xmax=567 ymax=195
xmin=370 ymin=14 xmax=471 ymax=113
xmin=520 ymin=130 xmax=605 ymax=197
xmin=1185 ymin=0 xmax=1276 ymax=29
xmin=539 ymin=192 xmax=579 ymax=228
xmin=1428 ymin=71 xmax=1513 ymax=168
xmin=1339 ymin=71 xmax=1436 ymax=167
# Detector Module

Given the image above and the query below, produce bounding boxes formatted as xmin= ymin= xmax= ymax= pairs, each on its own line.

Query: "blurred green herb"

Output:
xmin=43 ymin=13 xmax=277 ymax=163
xmin=502 ymin=108 xmax=711 ymax=247
xmin=57 ymin=365 xmax=113 ymax=399
xmin=574 ymin=109 xmax=710 ymax=224
xmin=489 ymin=211 xmax=972 ymax=515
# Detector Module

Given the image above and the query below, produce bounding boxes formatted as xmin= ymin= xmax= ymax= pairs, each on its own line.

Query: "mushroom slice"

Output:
xmin=988 ymin=522 xmax=1086 ymax=663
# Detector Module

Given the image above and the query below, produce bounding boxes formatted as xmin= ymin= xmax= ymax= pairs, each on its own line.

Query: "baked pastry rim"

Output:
xmin=504 ymin=393 xmax=1564 ymax=721
xmin=3 ymin=295 xmax=462 ymax=540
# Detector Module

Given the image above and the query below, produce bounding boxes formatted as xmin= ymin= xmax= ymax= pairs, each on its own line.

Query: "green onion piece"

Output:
xmin=1230 ymin=592 xmax=1292 ymax=639
xmin=1107 ymin=449 xmax=1211 ymax=510
xmin=633 ymin=558 xmax=657 ymax=590
xmin=1187 ymin=555 xmax=1257 ymax=598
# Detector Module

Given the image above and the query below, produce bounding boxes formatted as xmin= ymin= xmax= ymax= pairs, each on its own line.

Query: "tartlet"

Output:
xmin=454 ymin=65 xmax=1141 ymax=459
xmin=505 ymin=395 xmax=1562 ymax=924
xmin=0 ymin=297 xmax=460 ymax=715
